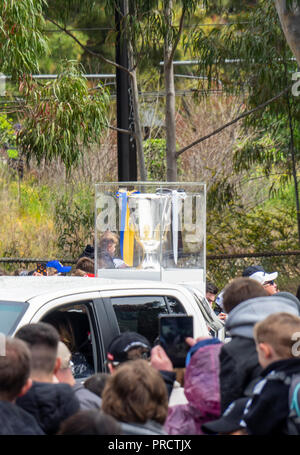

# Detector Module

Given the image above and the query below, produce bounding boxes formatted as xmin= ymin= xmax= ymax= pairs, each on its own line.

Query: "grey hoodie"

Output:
xmin=225 ymin=295 xmax=300 ymax=339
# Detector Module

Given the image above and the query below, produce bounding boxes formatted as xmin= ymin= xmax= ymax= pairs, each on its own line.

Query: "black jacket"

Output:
xmin=243 ymin=358 xmax=300 ymax=435
xmin=0 ymin=400 xmax=44 ymax=435
xmin=16 ymin=381 xmax=80 ymax=434
xmin=78 ymin=244 xmax=94 ymax=260
xmin=219 ymin=336 xmax=262 ymax=412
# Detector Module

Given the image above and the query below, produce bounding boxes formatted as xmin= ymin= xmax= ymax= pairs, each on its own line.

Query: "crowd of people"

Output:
xmin=1 ymin=262 xmax=300 ymax=436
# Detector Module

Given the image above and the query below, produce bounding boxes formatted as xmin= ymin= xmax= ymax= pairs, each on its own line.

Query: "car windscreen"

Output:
xmin=0 ymin=301 xmax=29 ymax=335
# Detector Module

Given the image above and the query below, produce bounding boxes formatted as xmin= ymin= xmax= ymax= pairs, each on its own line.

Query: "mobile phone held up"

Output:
xmin=158 ymin=314 xmax=194 ymax=368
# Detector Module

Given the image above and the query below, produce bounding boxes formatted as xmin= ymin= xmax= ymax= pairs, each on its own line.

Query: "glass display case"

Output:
xmin=95 ymin=182 xmax=206 ymax=293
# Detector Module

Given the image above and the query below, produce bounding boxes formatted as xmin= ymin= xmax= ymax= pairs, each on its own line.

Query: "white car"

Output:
xmin=0 ymin=276 xmax=224 ymax=378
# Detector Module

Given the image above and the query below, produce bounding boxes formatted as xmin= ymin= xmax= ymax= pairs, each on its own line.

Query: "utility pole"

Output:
xmin=115 ymin=0 xmax=137 ymax=182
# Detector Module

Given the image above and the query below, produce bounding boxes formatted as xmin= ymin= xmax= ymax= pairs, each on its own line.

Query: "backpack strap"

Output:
xmin=265 ymin=370 xmax=291 ymax=386
xmin=287 ymin=373 xmax=300 ymax=435
xmin=290 ymin=376 xmax=300 ymax=417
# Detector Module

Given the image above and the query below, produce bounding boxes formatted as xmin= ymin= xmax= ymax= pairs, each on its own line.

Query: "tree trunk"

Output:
xmin=275 ymin=0 xmax=300 ymax=66
xmin=126 ymin=0 xmax=147 ymax=181
xmin=164 ymin=0 xmax=178 ymax=182
xmin=128 ymin=44 xmax=147 ymax=181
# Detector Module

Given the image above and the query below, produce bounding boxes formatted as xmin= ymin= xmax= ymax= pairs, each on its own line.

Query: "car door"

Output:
xmin=29 ymin=292 xmax=112 ymax=377
xmin=98 ymin=288 xmax=199 ymax=347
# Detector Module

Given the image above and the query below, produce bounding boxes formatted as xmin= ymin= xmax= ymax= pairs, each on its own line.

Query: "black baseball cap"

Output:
xmin=202 ymin=397 xmax=249 ymax=434
xmin=242 ymin=265 xmax=265 ymax=277
xmin=107 ymin=332 xmax=151 ymax=364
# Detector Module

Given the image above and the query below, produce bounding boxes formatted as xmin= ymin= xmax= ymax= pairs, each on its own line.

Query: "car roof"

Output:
xmin=0 ymin=275 xmax=190 ymax=303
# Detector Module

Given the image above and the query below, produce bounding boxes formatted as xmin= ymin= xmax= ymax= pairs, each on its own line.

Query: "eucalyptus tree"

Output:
xmin=45 ymin=0 xmax=202 ymax=181
xmin=2 ymin=0 xmax=300 ymax=183
xmin=0 ymin=0 xmax=110 ymax=175
xmin=275 ymin=0 xmax=300 ymax=66
xmin=191 ymin=0 xmax=300 ymax=242
xmin=0 ymin=0 xmax=48 ymax=79
xmin=105 ymin=0 xmax=203 ymax=181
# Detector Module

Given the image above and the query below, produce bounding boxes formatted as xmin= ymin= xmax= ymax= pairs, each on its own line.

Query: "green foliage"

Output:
xmin=0 ymin=0 xmax=48 ymax=79
xmin=192 ymin=1 xmax=298 ymax=109
xmin=0 ymin=114 xmax=16 ymax=147
xmin=202 ymin=0 xmax=258 ymax=15
xmin=104 ymin=0 xmax=200 ymax=63
xmin=205 ymin=173 xmax=300 ymax=290
xmin=233 ymin=107 xmax=300 ymax=197
xmin=144 ymin=138 xmax=167 ymax=180
xmin=38 ymin=29 xmax=88 ymax=74
xmin=17 ymin=61 xmax=110 ymax=174
xmin=6 ymin=149 xmax=18 ymax=159
xmin=207 ymin=179 xmax=237 ymax=210
xmin=143 ymin=137 xmax=183 ymax=180
xmin=9 ymin=177 xmax=52 ymax=219
xmin=43 ymin=0 xmax=97 ymax=25
xmin=207 ymin=197 xmax=298 ymax=254
xmin=54 ymin=187 xmax=94 ymax=257
xmin=190 ymin=0 xmax=300 ymax=212
xmin=43 ymin=0 xmax=115 ymax=74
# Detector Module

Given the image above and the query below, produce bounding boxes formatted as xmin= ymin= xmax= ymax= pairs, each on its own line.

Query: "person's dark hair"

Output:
xmin=15 ymin=322 xmax=60 ymax=375
xmin=222 ymin=277 xmax=269 ymax=314
xmin=42 ymin=312 xmax=77 ymax=352
xmin=206 ymin=281 xmax=218 ymax=295
xmin=0 ymin=337 xmax=31 ymax=401
xmin=102 ymin=359 xmax=168 ymax=425
xmin=57 ymin=410 xmax=121 ymax=435
xmin=84 ymin=373 xmax=110 ymax=398
xmin=75 ymin=257 xmax=94 ymax=274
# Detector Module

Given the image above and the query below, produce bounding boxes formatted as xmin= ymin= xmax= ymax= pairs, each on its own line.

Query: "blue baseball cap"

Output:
xmin=46 ymin=260 xmax=72 ymax=273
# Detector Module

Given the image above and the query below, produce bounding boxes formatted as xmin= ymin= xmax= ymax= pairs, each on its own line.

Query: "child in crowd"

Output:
xmin=241 ymin=312 xmax=300 ymax=435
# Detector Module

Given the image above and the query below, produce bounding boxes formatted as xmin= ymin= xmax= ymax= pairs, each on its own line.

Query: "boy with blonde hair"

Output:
xmin=241 ymin=312 xmax=300 ymax=434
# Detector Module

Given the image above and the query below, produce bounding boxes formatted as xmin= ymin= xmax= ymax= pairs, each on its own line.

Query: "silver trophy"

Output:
xmin=128 ymin=193 xmax=171 ymax=269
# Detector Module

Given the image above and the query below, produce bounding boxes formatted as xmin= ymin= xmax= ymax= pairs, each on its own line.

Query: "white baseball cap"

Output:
xmin=249 ymin=270 xmax=278 ymax=285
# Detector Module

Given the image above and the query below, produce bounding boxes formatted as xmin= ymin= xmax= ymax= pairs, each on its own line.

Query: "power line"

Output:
xmin=0 ymin=88 xmax=224 ymax=113
xmin=45 ymin=27 xmax=112 ymax=32
xmin=43 ymin=22 xmax=250 ymax=34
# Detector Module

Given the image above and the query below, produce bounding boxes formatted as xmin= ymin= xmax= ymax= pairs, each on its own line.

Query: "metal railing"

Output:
xmin=1 ymin=250 xmax=300 ymax=293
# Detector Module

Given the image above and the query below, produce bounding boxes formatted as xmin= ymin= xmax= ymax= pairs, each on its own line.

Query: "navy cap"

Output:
xmin=107 ymin=332 xmax=151 ymax=364
xmin=202 ymin=397 xmax=249 ymax=434
xmin=242 ymin=265 xmax=265 ymax=277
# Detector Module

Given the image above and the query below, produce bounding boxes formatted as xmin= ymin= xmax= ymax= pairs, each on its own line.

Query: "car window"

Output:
xmin=41 ymin=303 xmax=97 ymax=379
xmin=111 ymin=296 xmax=169 ymax=345
xmin=0 ymin=301 xmax=28 ymax=335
